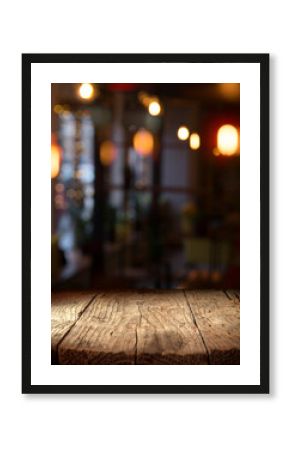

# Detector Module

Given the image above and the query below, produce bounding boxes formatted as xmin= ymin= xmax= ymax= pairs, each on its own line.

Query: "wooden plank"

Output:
xmin=51 ymin=291 xmax=95 ymax=363
xmin=58 ymin=291 xmax=140 ymax=365
xmin=136 ymin=290 xmax=208 ymax=364
xmin=185 ymin=290 xmax=240 ymax=365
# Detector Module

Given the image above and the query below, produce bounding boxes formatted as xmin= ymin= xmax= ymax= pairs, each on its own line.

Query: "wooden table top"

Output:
xmin=52 ymin=290 xmax=240 ymax=365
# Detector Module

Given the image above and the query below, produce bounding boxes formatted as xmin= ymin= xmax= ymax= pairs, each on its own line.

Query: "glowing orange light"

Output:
xmin=218 ymin=83 xmax=240 ymax=100
xmin=79 ymin=83 xmax=95 ymax=100
xmin=133 ymin=129 xmax=154 ymax=156
xmin=51 ymin=136 xmax=61 ymax=179
xmin=217 ymin=124 xmax=239 ymax=156
xmin=100 ymin=140 xmax=117 ymax=166
xmin=189 ymin=133 xmax=200 ymax=150
xmin=138 ymin=91 xmax=151 ymax=106
xmin=138 ymin=92 xmax=162 ymax=115
xmin=177 ymin=126 xmax=190 ymax=141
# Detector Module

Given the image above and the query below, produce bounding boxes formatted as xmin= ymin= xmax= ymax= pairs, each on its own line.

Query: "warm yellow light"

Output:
xmin=189 ymin=133 xmax=200 ymax=150
xmin=100 ymin=140 xmax=117 ymax=166
xmin=213 ymin=147 xmax=220 ymax=156
xmin=177 ymin=126 xmax=190 ymax=141
xmin=138 ymin=91 xmax=150 ymax=106
xmin=51 ymin=139 xmax=61 ymax=179
xmin=217 ymin=124 xmax=239 ymax=156
xmin=148 ymin=100 xmax=161 ymax=116
xmin=133 ymin=129 xmax=154 ymax=156
xmin=79 ymin=83 xmax=95 ymax=100
xmin=218 ymin=83 xmax=240 ymax=100
xmin=53 ymin=104 xmax=63 ymax=115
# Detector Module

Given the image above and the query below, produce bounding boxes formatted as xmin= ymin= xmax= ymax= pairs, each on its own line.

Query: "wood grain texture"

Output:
xmin=51 ymin=291 xmax=95 ymax=363
xmin=58 ymin=291 xmax=140 ymax=364
xmin=136 ymin=290 xmax=208 ymax=364
xmin=185 ymin=290 xmax=240 ymax=365
xmin=53 ymin=290 xmax=240 ymax=365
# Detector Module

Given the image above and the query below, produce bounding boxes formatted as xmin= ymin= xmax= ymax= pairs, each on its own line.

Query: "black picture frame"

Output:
xmin=22 ymin=53 xmax=269 ymax=394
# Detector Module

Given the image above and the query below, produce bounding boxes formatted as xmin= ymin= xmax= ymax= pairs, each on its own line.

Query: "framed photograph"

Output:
xmin=22 ymin=53 xmax=269 ymax=394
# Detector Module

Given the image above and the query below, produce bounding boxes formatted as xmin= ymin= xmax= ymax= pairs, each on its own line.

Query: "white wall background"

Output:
xmin=0 ymin=1 xmax=287 ymax=449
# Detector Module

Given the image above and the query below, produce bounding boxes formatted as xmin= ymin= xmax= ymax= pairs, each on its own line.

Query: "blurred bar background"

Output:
xmin=51 ymin=83 xmax=240 ymax=291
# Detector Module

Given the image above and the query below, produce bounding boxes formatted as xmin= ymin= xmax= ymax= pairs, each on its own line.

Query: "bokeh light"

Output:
xmin=138 ymin=91 xmax=151 ymax=107
xmin=79 ymin=83 xmax=95 ymax=100
xmin=100 ymin=140 xmax=117 ymax=166
xmin=53 ymin=104 xmax=63 ymax=115
xmin=217 ymin=124 xmax=239 ymax=156
xmin=177 ymin=126 xmax=190 ymax=141
xmin=189 ymin=133 xmax=200 ymax=150
xmin=51 ymin=137 xmax=62 ymax=179
xmin=133 ymin=129 xmax=154 ymax=156
xmin=148 ymin=100 xmax=161 ymax=116
xmin=218 ymin=83 xmax=240 ymax=100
